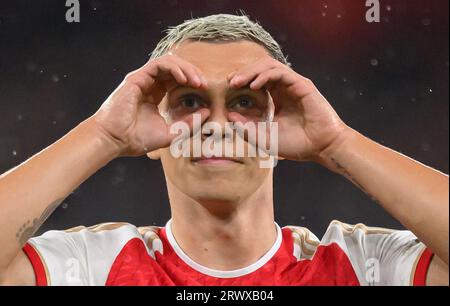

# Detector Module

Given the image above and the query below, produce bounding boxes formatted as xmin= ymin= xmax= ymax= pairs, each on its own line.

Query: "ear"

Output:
xmin=147 ymin=149 xmax=161 ymax=160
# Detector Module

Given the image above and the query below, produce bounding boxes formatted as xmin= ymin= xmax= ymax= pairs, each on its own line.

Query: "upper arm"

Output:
xmin=326 ymin=221 xmax=430 ymax=285
xmin=1 ymin=250 xmax=36 ymax=286
xmin=426 ymin=256 xmax=449 ymax=286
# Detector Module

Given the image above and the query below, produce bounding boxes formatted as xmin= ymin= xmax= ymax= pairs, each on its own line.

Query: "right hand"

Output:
xmin=91 ymin=54 xmax=209 ymax=157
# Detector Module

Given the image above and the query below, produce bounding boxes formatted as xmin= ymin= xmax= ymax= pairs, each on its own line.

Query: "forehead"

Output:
xmin=170 ymin=40 xmax=271 ymax=76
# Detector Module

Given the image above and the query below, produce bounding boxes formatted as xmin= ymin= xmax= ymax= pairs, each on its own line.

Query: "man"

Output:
xmin=0 ymin=14 xmax=448 ymax=286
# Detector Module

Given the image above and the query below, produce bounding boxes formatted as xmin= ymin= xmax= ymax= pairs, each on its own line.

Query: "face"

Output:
xmin=156 ymin=40 xmax=274 ymax=204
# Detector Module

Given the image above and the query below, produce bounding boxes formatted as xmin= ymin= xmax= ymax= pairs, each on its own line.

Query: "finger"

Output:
xmin=229 ymin=58 xmax=281 ymax=88
xmin=162 ymin=64 xmax=189 ymax=86
xmin=187 ymin=63 xmax=209 ymax=88
xmin=228 ymin=112 xmax=276 ymax=156
xmin=178 ymin=64 xmax=205 ymax=89
xmin=164 ymin=56 xmax=208 ymax=89
xmin=142 ymin=56 xmax=204 ymax=91
xmin=167 ymin=108 xmax=210 ymax=143
xmin=139 ymin=60 xmax=188 ymax=93
xmin=250 ymin=68 xmax=315 ymax=102
xmin=249 ymin=68 xmax=288 ymax=90
xmin=143 ymin=63 xmax=188 ymax=105
xmin=227 ymin=71 xmax=238 ymax=82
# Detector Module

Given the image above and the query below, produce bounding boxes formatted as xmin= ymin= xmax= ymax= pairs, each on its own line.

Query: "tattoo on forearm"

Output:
xmin=16 ymin=198 xmax=64 ymax=246
xmin=330 ymin=157 xmax=380 ymax=204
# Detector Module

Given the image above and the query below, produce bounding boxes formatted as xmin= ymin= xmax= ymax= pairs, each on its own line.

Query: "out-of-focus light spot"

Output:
xmin=52 ymin=120 xmax=57 ymax=125
xmin=52 ymin=74 xmax=60 ymax=83
xmin=111 ymin=176 xmax=124 ymax=185
xmin=386 ymin=5 xmax=392 ymax=12
xmin=17 ymin=114 xmax=23 ymax=121
xmin=429 ymin=88 xmax=433 ymax=93
xmin=421 ymin=18 xmax=432 ymax=26
xmin=421 ymin=142 xmax=431 ymax=152
xmin=370 ymin=58 xmax=379 ymax=66
xmin=62 ymin=203 xmax=68 ymax=209
xmin=337 ymin=14 xmax=342 ymax=19
xmin=322 ymin=12 xmax=326 ymax=17
xmin=12 ymin=150 xmax=17 ymax=156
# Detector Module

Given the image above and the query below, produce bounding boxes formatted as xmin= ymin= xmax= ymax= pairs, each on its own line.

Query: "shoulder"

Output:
xmin=29 ymin=222 xmax=166 ymax=261
xmin=322 ymin=220 xmax=419 ymax=251
xmin=282 ymin=220 xmax=417 ymax=260
xmin=283 ymin=225 xmax=320 ymax=260
xmin=36 ymin=222 xmax=143 ymax=247
xmin=61 ymin=222 xmax=164 ymax=254
xmin=326 ymin=220 xmax=396 ymax=236
xmin=25 ymin=222 xmax=165 ymax=285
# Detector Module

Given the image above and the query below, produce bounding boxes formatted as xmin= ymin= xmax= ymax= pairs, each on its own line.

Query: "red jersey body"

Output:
xmin=23 ymin=220 xmax=433 ymax=286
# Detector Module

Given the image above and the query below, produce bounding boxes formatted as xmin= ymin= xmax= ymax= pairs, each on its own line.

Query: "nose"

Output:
xmin=201 ymin=102 xmax=231 ymax=141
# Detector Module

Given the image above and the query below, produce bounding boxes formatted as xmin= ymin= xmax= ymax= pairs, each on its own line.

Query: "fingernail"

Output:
xmin=194 ymin=75 xmax=202 ymax=87
xmin=231 ymin=75 xmax=242 ymax=86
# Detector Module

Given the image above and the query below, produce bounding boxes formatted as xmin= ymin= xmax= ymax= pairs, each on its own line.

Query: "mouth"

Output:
xmin=190 ymin=156 xmax=244 ymax=166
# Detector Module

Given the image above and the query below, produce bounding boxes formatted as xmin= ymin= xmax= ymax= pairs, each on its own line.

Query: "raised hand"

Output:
xmin=91 ymin=54 xmax=209 ymax=157
xmin=228 ymin=57 xmax=349 ymax=162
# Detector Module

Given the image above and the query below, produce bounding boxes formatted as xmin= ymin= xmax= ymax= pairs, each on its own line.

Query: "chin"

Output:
xmin=196 ymin=194 xmax=241 ymax=206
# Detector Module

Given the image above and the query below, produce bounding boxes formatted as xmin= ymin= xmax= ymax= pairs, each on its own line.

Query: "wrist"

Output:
xmin=79 ymin=117 xmax=124 ymax=161
xmin=313 ymin=126 xmax=360 ymax=172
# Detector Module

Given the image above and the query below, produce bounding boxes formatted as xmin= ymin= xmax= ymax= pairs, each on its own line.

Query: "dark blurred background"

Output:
xmin=0 ymin=0 xmax=448 ymax=237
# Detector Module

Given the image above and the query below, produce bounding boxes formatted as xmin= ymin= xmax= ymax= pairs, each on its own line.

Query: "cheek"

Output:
xmin=159 ymin=148 xmax=178 ymax=174
xmin=239 ymin=158 xmax=271 ymax=182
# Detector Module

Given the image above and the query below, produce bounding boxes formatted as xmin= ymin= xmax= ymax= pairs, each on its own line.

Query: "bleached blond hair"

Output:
xmin=150 ymin=13 xmax=290 ymax=66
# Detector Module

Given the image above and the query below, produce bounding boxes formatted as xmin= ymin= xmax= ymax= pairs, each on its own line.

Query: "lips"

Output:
xmin=191 ymin=156 xmax=244 ymax=165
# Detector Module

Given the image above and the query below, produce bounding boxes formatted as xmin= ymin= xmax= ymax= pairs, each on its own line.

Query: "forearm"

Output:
xmin=0 ymin=117 xmax=119 ymax=273
xmin=317 ymin=127 xmax=449 ymax=264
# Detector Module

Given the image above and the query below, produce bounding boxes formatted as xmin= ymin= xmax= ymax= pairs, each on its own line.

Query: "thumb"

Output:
xmin=167 ymin=108 xmax=210 ymax=144
xmin=227 ymin=112 xmax=279 ymax=158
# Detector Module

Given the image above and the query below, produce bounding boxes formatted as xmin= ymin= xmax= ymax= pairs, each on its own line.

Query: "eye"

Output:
xmin=230 ymin=96 xmax=255 ymax=110
xmin=180 ymin=94 xmax=203 ymax=109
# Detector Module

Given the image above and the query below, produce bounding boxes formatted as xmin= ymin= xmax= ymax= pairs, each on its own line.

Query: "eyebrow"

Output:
xmin=168 ymin=84 xmax=269 ymax=96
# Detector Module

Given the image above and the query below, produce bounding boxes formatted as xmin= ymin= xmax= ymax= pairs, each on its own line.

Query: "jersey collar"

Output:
xmin=165 ymin=219 xmax=283 ymax=279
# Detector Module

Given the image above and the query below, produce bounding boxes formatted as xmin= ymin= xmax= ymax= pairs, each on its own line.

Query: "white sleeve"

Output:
xmin=23 ymin=223 xmax=145 ymax=286
xmin=323 ymin=221 xmax=434 ymax=286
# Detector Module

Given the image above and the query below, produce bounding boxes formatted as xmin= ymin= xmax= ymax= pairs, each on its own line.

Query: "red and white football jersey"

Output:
xmin=23 ymin=220 xmax=433 ymax=286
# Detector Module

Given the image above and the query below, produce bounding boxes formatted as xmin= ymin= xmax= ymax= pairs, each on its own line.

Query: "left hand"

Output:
xmin=228 ymin=57 xmax=349 ymax=162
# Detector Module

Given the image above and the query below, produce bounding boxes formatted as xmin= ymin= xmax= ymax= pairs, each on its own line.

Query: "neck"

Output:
xmin=167 ymin=177 xmax=277 ymax=271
